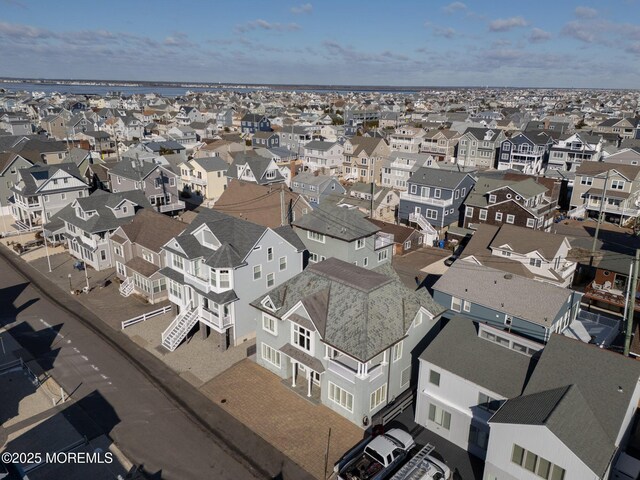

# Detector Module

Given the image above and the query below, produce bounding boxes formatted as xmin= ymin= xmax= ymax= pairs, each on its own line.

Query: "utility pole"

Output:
xmin=624 ymin=249 xmax=640 ymax=357
xmin=590 ymin=169 xmax=610 ymax=266
xmin=370 ymin=181 xmax=375 ymax=219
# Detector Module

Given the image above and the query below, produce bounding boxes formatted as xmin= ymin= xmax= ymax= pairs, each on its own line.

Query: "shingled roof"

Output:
xmin=251 ymin=258 xmax=445 ymax=362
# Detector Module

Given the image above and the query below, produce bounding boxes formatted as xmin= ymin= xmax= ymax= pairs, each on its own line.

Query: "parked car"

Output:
xmin=335 ymin=428 xmax=416 ymax=480
xmin=444 ymin=255 xmax=457 ymax=267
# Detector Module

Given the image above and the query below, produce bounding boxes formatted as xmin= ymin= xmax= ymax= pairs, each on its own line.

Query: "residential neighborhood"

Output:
xmin=2 ymin=3 xmax=640 ymax=478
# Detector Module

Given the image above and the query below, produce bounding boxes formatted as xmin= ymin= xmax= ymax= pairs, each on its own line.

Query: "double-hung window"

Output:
xmin=292 ymin=324 xmax=312 ymax=352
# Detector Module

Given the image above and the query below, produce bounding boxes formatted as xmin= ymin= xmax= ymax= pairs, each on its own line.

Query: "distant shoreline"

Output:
xmin=0 ymin=77 xmax=632 ymax=93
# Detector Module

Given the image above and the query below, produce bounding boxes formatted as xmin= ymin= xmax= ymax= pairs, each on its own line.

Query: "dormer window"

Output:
xmin=122 ymin=206 xmax=128 ymax=214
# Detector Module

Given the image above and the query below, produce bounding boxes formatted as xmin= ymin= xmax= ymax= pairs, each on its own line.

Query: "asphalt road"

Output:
xmin=0 ymin=253 xmax=263 ymax=480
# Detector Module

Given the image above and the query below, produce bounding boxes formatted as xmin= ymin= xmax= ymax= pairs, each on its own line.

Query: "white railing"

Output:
xmin=327 ymin=359 xmax=357 ymax=383
xmin=198 ymin=306 xmax=232 ymax=332
xmin=159 ymin=200 xmax=186 ymax=212
xmin=567 ymin=204 xmax=586 ymax=219
xmin=400 ymin=192 xmax=453 ymax=207
xmin=161 ymin=306 xmax=199 ymax=351
xmin=409 ymin=212 xmax=438 ymax=235
xmin=121 ymin=305 xmax=172 ymax=329
xmin=368 ymin=363 xmax=384 ymax=382
xmin=184 ymin=272 xmax=209 ymax=293
xmin=119 ymin=277 xmax=133 ymax=297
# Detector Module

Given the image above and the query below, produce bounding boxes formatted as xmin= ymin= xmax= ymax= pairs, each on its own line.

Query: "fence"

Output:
xmin=121 ymin=305 xmax=172 ymax=329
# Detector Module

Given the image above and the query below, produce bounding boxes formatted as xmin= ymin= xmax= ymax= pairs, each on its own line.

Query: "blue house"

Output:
xmin=241 ymin=113 xmax=271 ymax=134
xmin=399 ymin=167 xmax=475 ymax=232
xmin=252 ymin=131 xmax=280 ymax=149
xmin=431 ymin=262 xmax=582 ymax=344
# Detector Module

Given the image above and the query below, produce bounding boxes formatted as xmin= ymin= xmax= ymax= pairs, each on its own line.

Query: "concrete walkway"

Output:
xmin=201 ymin=359 xmax=363 ymax=480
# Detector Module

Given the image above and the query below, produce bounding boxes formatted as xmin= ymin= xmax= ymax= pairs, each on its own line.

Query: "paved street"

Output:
xmin=0 ymin=247 xmax=309 ymax=480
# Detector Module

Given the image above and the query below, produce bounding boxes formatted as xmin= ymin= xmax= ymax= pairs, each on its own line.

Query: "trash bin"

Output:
xmin=438 ymin=240 xmax=445 ymax=249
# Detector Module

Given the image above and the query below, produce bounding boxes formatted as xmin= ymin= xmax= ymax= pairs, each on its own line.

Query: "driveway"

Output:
xmin=200 ymin=359 xmax=364 ymax=480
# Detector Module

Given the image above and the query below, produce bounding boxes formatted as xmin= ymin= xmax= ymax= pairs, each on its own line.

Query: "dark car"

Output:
xmin=444 ymin=255 xmax=458 ymax=267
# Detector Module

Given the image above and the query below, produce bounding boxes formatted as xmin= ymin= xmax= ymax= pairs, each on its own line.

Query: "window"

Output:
xmin=529 ymin=258 xmax=542 ymax=268
xmin=142 ymin=250 xmax=153 ymax=262
xmin=279 ymin=256 xmax=287 ymax=271
xmin=328 ymin=382 xmax=353 ymax=412
xmin=495 ymin=212 xmax=503 ymax=221
xmin=262 ymin=314 xmax=277 ymax=335
xmin=526 ymin=218 xmax=535 ymax=228
xmin=434 ymin=188 xmax=441 ymax=198
xmin=378 ymin=249 xmax=389 ymax=262
xmin=489 ymin=194 xmax=496 ymax=203
xmin=479 ymin=209 xmax=488 ymax=221
xmin=114 ymin=245 xmax=122 ymax=257
xmin=355 ymin=238 xmax=365 ymax=250
xmin=580 ymin=176 xmax=593 ymax=186
xmin=61 ymin=193 xmax=66 ymax=200
xmin=410 ymin=184 xmax=417 ymax=194
xmin=116 ymin=261 xmax=126 ymax=276
xmin=451 ymin=296 xmax=462 ymax=312
xmin=44 ymin=195 xmax=49 ymax=203
xmin=267 ymin=247 xmax=273 ymax=261
xmin=292 ymin=324 xmax=312 ymax=352
xmin=506 ymin=214 xmax=515 ymax=224
xmin=463 ymin=300 xmax=471 ymax=312
xmin=307 ymin=231 xmax=325 ymax=243
xmin=253 ymin=264 xmax=262 ymax=280
xmin=363 ymin=257 xmax=369 ymax=267
xmin=219 ymin=270 xmax=230 ymax=289
xmin=401 ymin=366 xmax=411 ymax=388
xmin=429 ymin=370 xmax=440 ymax=386
xmin=392 ymin=341 xmax=403 ymax=362
xmin=309 ymin=252 xmax=319 ymax=263
xmin=428 ymin=404 xmax=451 ymax=429
xmin=404 ymin=241 xmax=411 ymax=250
xmin=169 ymin=177 xmax=176 ymax=187
xmin=172 ymin=254 xmax=184 ymax=270
xmin=465 ymin=207 xmax=474 ymax=218
xmin=266 ymin=272 xmax=275 ymax=288
xmin=426 ymin=209 xmax=437 ymax=220
xmin=478 ymin=393 xmax=500 ymax=412
xmin=512 ymin=444 xmax=565 ymax=480
xmin=370 ymin=384 xmax=387 ymax=411
xmin=100 ymin=250 xmax=106 ymax=261
xmin=611 ymin=179 xmax=625 ymax=190
xmin=261 ymin=343 xmax=281 ymax=368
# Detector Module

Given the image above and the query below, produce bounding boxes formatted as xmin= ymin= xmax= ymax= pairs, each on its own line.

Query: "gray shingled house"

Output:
xmin=159 ymin=208 xmax=305 ymax=352
xmin=251 ymin=258 xmax=445 ymax=427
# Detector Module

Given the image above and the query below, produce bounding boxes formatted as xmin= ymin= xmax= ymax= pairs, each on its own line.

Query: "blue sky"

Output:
xmin=1 ymin=0 xmax=639 ymax=88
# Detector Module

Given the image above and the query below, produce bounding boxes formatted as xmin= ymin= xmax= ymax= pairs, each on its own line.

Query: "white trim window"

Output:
xmin=495 ymin=212 xmax=503 ymax=221
xmin=465 ymin=206 xmax=474 ymax=218
xmin=479 ymin=209 xmax=488 ymax=221
xmin=328 ymin=382 xmax=353 ymax=412
xmin=307 ymin=231 xmax=326 ymax=243
xmin=116 ymin=261 xmax=126 ymax=277
xmin=355 ymin=238 xmax=365 ymax=250
xmin=114 ymin=244 xmax=123 ymax=257
xmin=526 ymin=218 xmax=535 ymax=228
xmin=451 ymin=296 xmax=462 ymax=312
xmin=267 ymin=247 xmax=274 ymax=261
xmin=261 ymin=343 xmax=281 ymax=368
xmin=489 ymin=194 xmax=496 ymax=203
xmin=463 ymin=300 xmax=471 ymax=312
xmin=392 ymin=341 xmax=403 ymax=362
xmin=506 ymin=214 xmax=515 ymax=224
xmin=292 ymin=323 xmax=312 ymax=353
xmin=611 ymin=179 xmax=625 ymax=190
xmin=266 ymin=272 xmax=275 ymax=288
xmin=279 ymin=256 xmax=287 ymax=271
xmin=262 ymin=313 xmax=277 ymax=335
xmin=378 ymin=249 xmax=389 ymax=262
xmin=253 ymin=264 xmax=262 ymax=280
xmin=370 ymin=384 xmax=387 ymax=411
xmin=428 ymin=403 xmax=451 ymax=430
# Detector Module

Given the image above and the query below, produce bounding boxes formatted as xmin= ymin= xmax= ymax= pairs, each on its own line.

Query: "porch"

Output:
xmin=279 ymin=344 xmax=324 ymax=401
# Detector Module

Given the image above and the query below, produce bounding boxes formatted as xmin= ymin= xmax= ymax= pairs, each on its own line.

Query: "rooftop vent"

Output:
xmin=504 ymin=274 xmax=513 ymax=280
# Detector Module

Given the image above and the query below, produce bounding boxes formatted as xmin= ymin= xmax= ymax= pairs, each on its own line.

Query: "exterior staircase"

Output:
xmin=119 ymin=277 xmax=134 ymax=297
xmin=408 ymin=212 xmax=439 ymax=244
xmin=567 ymin=204 xmax=586 ymax=219
xmin=161 ymin=306 xmax=199 ymax=352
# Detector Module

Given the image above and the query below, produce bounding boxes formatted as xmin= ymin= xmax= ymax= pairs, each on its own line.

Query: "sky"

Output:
xmin=0 ymin=0 xmax=639 ymax=88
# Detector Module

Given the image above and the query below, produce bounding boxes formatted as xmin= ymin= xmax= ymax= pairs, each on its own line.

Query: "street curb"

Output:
xmin=0 ymin=245 xmax=314 ymax=480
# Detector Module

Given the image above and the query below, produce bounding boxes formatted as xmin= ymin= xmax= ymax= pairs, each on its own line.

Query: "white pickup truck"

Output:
xmin=389 ymin=443 xmax=451 ymax=480
xmin=334 ymin=428 xmax=416 ymax=480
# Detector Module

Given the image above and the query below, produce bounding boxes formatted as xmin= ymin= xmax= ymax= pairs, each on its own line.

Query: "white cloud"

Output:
xmin=291 ymin=3 xmax=312 ymax=14
xmin=235 ymin=19 xmax=301 ymax=33
xmin=442 ymin=2 xmax=466 ymax=14
xmin=529 ymin=28 xmax=552 ymax=43
xmin=488 ymin=16 xmax=528 ymax=32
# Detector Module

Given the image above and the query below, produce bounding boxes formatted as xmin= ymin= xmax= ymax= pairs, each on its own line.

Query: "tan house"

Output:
xmin=179 ymin=156 xmax=229 ymax=201
xmin=194 ymin=139 xmax=245 ymax=163
xmin=570 ymin=161 xmax=640 ymax=224
xmin=342 ymin=136 xmax=390 ymax=185
xmin=112 ymin=209 xmax=186 ymax=304
xmin=420 ymin=128 xmax=460 ymax=162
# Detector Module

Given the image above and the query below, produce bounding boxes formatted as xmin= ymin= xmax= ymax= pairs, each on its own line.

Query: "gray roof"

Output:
xmin=48 ymin=189 xmax=151 ymax=234
xmin=251 ymin=258 xmax=445 ymax=362
xmin=16 ymin=163 xmax=86 ymax=196
xmin=491 ymin=334 xmax=640 ymax=477
xmin=227 ymin=154 xmax=284 ymax=185
xmin=273 ymin=225 xmax=306 ymax=252
xmin=191 ymin=156 xmax=229 ymax=172
xmin=304 ymin=140 xmax=336 ymax=152
xmin=432 ymin=262 xmax=575 ymax=327
xmin=292 ymin=171 xmax=336 ymax=187
xmin=420 ymin=318 xmax=532 ymax=398
xmin=292 ymin=203 xmax=379 ymax=241
xmin=109 ymin=158 xmax=170 ymax=181
xmin=167 ymin=208 xmax=268 ymax=268
xmin=409 ymin=167 xmax=472 ymax=189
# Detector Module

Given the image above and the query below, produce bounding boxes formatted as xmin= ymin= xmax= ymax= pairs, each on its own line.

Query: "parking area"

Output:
xmin=200 ymin=359 xmax=364 ymax=480
xmin=551 ymin=217 xmax=640 ymax=255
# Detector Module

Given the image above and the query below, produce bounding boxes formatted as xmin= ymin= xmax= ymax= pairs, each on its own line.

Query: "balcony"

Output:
xmin=159 ymin=200 xmax=186 ymax=213
xmin=183 ymin=272 xmax=209 ymax=293
xmin=584 ymin=285 xmax=640 ymax=312
xmin=585 ymin=201 xmax=639 ymax=216
xmin=400 ymin=191 xmax=453 ymax=207
xmin=327 ymin=358 xmax=356 ymax=383
xmin=374 ymin=232 xmax=394 ymax=250
xmin=326 ymin=354 xmax=386 ymax=384
xmin=199 ymin=306 xmax=232 ymax=332
xmin=186 ymin=176 xmax=207 ymax=186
